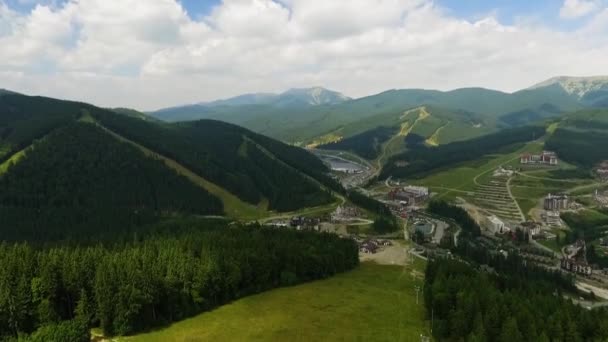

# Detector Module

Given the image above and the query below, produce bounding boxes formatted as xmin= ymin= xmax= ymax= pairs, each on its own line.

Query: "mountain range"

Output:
xmin=153 ymin=87 xmax=351 ymax=122
xmin=149 ymin=76 xmax=608 ymax=153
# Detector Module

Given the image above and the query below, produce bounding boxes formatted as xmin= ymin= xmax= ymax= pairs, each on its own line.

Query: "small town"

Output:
xmin=284 ymin=149 xmax=608 ymax=305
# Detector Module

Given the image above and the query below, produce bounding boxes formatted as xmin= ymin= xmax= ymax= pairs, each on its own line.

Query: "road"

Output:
xmin=506 ymin=176 xmax=526 ymax=222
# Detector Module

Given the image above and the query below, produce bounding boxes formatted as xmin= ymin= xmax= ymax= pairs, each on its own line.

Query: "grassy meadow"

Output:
xmin=121 ymin=261 xmax=430 ymax=342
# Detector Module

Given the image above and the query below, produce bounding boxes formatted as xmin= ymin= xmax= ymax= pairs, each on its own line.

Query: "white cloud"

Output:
xmin=560 ymin=0 xmax=599 ymax=19
xmin=0 ymin=0 xmax=607 ymax=110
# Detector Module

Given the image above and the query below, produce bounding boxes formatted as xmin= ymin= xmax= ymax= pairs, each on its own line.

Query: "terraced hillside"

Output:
xmin=472 ymin=173 xmax=524 ymax=222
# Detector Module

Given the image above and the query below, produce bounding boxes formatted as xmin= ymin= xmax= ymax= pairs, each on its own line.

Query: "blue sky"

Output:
xmin=1 ymin=0 xmax=606 ymax=109
xmin=3 ymin=0 xmax=581 ymax=26
xmin=436 ymin=0 xmax=563 ymax=23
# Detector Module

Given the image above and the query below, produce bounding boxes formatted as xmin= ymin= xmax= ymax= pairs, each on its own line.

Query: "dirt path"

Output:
xmin=506 ymin=176 xmax=526 ymax=221
xmin=514 ymin=170 xmax=580 ymax=183
xmin=360 ymin=244 xmax=409 ymax=265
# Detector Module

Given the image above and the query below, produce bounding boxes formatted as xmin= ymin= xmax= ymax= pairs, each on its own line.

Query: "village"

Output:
xmin=265 ymin=148 xmax=608 ymax=296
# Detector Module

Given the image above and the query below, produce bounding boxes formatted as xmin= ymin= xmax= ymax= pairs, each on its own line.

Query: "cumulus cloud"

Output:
xmin=560 ymin=0 xmax=599 ymax=19
xmin=0 ymin=0 xmax=607 ymax=110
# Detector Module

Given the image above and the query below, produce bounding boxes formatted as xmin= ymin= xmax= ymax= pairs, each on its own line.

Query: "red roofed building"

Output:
xmin=520 ymin=151 xmax=558 ymax=165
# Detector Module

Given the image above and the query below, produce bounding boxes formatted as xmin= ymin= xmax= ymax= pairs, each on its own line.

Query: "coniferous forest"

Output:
xmin=0 ymin=220 xmax=358 ymax=340
xmin=0 ymin=123 xmax=223 ymax=241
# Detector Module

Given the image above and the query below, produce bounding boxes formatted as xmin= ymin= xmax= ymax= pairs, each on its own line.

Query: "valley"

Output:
xmin=5 ymin=0 xmax=608 ymax=340
xmin=2 ymin=76 xmax=608 ymax=342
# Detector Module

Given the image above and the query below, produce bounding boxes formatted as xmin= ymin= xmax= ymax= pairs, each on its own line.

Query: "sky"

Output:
xmin=0 ymin=0 xmax=607 ymax=110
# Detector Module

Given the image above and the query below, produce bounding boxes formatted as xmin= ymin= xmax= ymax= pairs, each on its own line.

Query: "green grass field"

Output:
xmin=122 ymin=261 xmax=430 ymax=342
xmin=409 ymin=142 xmax=542 ymax=197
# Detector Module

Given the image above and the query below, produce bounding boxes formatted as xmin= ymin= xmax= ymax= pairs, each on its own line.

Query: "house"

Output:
xmin=487 ymin=215 xmax=507 ymax=234
xmin=544 ymin=193 xmax=569 ymax=211
xmin=331 ymin=205 xmax=362 ymax=222
xmin=520 ymin=221 xmax=542 ymax=237
xmin=561 ymin=258 xmax=592 ymax=276
xmin=520 ymin=151 xmax=558 ymax=165
xmin=290 ymin=216 xmax=320 ymax=230
xmin=543 ymin=211 xmax=563 ymax=226
xmin=561 ymin=240 xmax=592 ymax=276
xmin=493 ymin=167 xmax=514 ymax=177
xmin=359 ymin=240 xmax=380 ymax=254
xmin=388 ymin=185 xmax=430 ymax=206
xmin=595 ymin=161 xmax=608 ymax=181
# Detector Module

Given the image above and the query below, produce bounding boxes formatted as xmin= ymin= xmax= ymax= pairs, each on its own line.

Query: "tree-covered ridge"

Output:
xmin=92 ymin=111 xmax=334 ymax=211
xmin=0 ymin=94 xmax=81 ymax=159
xmin=0 ymin=123 xmax=223 ymax=241
xmin=380 ymin=126 xmax=545 ymax=179
xmin=545 ymin=110 xmax=608 ymax=168
xmin=0 ymin=221 xmax=358 ymax=340
xmin=0 ymin=92 xmax=336 ymax=216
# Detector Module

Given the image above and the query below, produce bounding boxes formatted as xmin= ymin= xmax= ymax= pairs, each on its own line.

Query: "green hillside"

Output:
xmin=123 ymin=261 xmax=428 ymax=342
xmin=92 ymin=112 xmax=335 ymax=212
xmin=545 ymin=109 xmax=608 ymax=168
xmin=0 ymin=93 xmax=338 ymax=239
xmin=151 ymin=85 xmax=583 ymax=145
xmin=317 ymin=106 xmax=495 ymax=160
xmin=380 ymin=126 xmax=546 ymax=179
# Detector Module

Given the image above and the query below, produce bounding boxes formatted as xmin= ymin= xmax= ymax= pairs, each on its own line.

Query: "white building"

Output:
xmin=403 ymin=185 xmax=430 ymax=197
xmin=488 ymin=215 xmax=507 ymax=234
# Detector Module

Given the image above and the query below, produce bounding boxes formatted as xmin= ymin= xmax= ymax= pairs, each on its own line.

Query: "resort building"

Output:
xmin=388 ymin=185 xmax=430 ymax=206
xmin=544 ymin=193 xmax=569 ymax=211
xmin=520 ymin=151 xmax=558 ymax=165
xmin=488 ymin=215 xmax=508 ymax=234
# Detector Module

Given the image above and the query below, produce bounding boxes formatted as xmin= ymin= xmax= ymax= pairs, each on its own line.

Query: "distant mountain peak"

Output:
xmin=281 ymin=87 xmax=350 ymax=105
xmin=529 ymin=76 xmax=608 ymax=98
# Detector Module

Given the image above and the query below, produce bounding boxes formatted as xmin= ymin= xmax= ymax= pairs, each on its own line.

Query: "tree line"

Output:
xmin=545 ymin=128 xmax=608 ymax=168
xmin=0 ymin=220 xmax=359 ymax=340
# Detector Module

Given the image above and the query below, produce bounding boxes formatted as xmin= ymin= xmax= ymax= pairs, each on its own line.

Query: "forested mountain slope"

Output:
xmin=316 ymin=106 xmax=496 ymax=159
xmin=91 ymin=111 xmax=334 ymax=212
xmin=0 ymin=93 xmax=336 ymax=239
xmin=379 ymin=126 xmax=546 ymax=179
xmin=545 ymin=109 xmax=608 ymax=168
xmin=0 ymin=123 xmax=223 ymax=240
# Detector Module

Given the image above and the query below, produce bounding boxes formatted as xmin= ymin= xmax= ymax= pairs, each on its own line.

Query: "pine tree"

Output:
xmin=498 ymin=317 xmax=523 ymax=342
